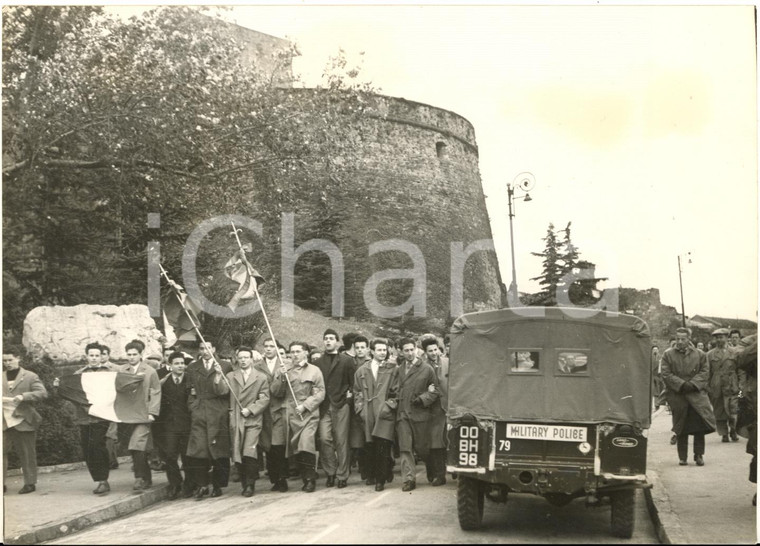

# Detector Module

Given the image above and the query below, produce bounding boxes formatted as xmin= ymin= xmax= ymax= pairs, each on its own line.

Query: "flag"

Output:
xmin=224 ymin=249 xmax=265 ymax=311
xmin=58 ymin=372 xmax=149 ymax=423
xmin=163 ymin=277 xmax=202 ymax=342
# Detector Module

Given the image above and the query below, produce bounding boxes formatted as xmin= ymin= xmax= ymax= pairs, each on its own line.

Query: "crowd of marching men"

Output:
xmin=5 ymin=330 xmax=449 ymax=499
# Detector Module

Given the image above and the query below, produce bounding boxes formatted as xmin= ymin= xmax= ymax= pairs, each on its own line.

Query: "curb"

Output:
xmin=644 ymin=407 xmax=688 ymax=545
xmin=6 ymin=456 xmax=133 ymax=478
xmin=4 ymin=483 xmax=171 ymax=545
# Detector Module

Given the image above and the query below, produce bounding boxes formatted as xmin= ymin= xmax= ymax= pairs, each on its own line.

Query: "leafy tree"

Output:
xmin=3 ymin=6 xmax=376 ymax=344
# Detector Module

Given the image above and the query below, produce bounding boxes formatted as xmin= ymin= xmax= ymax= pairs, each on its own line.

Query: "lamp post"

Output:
xmin=677 ymin=252 xmax=692 ymax=328
xmin=506 ymin=172 xmax=535 ymax=307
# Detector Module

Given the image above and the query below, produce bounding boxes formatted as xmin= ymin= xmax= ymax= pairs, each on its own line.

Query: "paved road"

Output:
xmin=48 ymin=469 xmax=658 ymax=544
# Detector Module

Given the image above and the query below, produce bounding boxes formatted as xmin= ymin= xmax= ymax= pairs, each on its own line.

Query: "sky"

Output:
xmin=111 ymin=3 xmax=758 ymax=321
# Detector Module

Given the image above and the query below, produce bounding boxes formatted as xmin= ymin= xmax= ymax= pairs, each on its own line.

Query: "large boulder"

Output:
xmin=23 ymin=304 xmax=164 ymax=365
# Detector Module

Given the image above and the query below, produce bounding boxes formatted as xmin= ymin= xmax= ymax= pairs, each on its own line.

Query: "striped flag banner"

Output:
xmin=58 ymin=372 xmax=149 ymax=423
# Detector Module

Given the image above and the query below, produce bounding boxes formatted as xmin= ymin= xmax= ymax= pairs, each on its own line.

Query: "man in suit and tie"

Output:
xmin=154 ymin=351 xmax=193 ymax=499
xmin=3 ymin=350 xmax=48 ymax=494
xmin=395 ymin=337 xmax=439 ymax=492
xmin=185 ymin=338 xmax=232 ymax=499
xmin=227 ymin=347 xmax=270 ymax=497
xmin=255 ymin=337 xmax=289 ymax=492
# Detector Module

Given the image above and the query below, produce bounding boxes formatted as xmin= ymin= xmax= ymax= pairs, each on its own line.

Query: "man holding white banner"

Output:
xmin=3 ymin=350 xmax=48 ymax=494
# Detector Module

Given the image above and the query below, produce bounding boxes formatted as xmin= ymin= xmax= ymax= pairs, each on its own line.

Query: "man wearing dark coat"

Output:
xmin=353 ymin=338 xmax=398 ymax=491
xmin=314 ymin=329 xmax=355 ymax=488
xmin=3 ymin=350 xmax=48 ymax=494
xmin=396 ymin=337 xmax=440 ymax=491
xmin=154 ymin=351 xmax=193 ymax=500
xmin=350 ymin=335 xmax=372 ymax=480
xmin=661 ymin=327 xmax=717 ymax=466
xmin=421 ymin=337 xmax=449 ymax=486
xmin=185 ymin=339 xmax=232 ymax=499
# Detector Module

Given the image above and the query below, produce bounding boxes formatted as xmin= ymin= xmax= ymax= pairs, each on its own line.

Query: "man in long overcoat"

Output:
xmin=396 ymin=337 xmax=440 ymax=491
xmin=186 ymin=339 xmax=232 ymax=499
xmin=350 ymin=335 xmax=372 ymax=480
xmin=706 ymin=328 xmax=740 ymax=442
xmin=120 ymin=339 xmax=162 ymax=491
xmin=281 ymin=341 xmax=325 ymax=493
xmin=661 ymin=327 xmax=716 ymax=466
xmin=421 ymin=337 xmax=449 ymax=486
xmin=3 ymin=350 xmax=47 ymax=494
xmin=353 ymin=338 xmax=398 ymax=491
xmin=227 ymin=347 xmax=270 ymax=497
xmin=254 ymin=337 xmax=289 ymax=492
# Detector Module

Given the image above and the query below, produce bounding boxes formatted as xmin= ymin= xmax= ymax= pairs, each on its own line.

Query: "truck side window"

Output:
xmin=510 ymin=350 xmax=540 ymax=372
xmin=557 ymin=351 xmax=589 ymax=374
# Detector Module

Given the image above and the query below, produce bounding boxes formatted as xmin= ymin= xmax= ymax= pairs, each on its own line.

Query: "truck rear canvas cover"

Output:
xmin=449 ymin=307 xmax=651 ymax=427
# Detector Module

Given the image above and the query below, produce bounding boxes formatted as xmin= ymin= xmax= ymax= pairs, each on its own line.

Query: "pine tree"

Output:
xmin=530 ymin=223 xmax=563 ymax=305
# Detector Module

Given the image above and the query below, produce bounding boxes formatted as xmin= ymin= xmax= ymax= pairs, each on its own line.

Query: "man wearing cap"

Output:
xmin=707 ymin=328 xmax=740 ymax=442
xmin=661 ymin=327 xmax=716 ymax=466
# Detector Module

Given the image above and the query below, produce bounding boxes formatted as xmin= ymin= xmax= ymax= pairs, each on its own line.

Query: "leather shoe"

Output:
xmin=277 ymin=479 xmax=289 ymax=492
xmin=678 ymin=460 xmax=687 ymax=466
xmin=731 ymin=431 xmax=740 ymax=442
xmin=18 ymin=484 xmax=36 ymax=494
xmin=304 ymin=479 xmax=316 ymax=493
xmin=431 ymin=477 xmax=447 ymax=487
xmin=375 ymin=482 xmax=385 ymax=492
xmin=722 ymin=435 xmax=730 ymax=443
xmin=695 ymin=455 xmax=705 ymax=466
xmin=194 ymin=486 xmax=209 ymax=500
xmin=210 ymin=487 xmax=223 ymax=498
xmin=93 ymin=481 xmax=110 ymax=495
xmin=337 ymin=479 xmax=347 ymax=489
xmin=326 ymin=475 xmax=336 ymax=488
xmin=167 ymin=486 xmax=181 ymax=500
xmin=402 ymin=481 xmax=416 ymax=492
xmin=242 ymin=485 xmax=254 ymax=498
xmin=670 ymin=435 xmax=678 ymax=445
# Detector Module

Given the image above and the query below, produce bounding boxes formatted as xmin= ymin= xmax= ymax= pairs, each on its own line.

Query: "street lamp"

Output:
xmin=677 ymin=252 xmax=692 ymax=328
xmin=506 ymin=172 xmax=535 ymax=307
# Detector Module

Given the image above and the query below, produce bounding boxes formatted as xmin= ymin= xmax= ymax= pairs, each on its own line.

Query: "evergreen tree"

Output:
xmin=530 ymin=223 xmax=562 ymax=305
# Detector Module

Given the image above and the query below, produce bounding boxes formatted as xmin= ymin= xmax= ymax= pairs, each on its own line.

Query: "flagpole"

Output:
xmin=159 ymin=264 xmax=245 ymax=412
xmin=229 ymin=223 xmax=303 ymax=418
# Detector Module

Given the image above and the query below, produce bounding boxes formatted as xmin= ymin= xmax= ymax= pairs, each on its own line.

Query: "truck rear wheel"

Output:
xmin=457 ymin=477 xmax=484 ymax=530
xmin=610 ymin=489 xmax=635 ymax=538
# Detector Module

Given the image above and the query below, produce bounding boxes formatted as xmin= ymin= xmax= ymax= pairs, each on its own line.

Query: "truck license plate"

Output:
xmin=505 ymin=423 xmax=587 ymax=442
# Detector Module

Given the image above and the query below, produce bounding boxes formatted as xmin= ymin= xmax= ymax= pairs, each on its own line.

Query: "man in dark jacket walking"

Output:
xmin=314 ymin=329 xmax=355 ymax=488
xmin=154 ymin=351 xmax=193 ymax=499
xmin=661 ymin=327 xmax=716 ymax=466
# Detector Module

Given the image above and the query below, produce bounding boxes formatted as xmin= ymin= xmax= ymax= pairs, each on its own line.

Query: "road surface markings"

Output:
xmin=305 ymin=523 xmax=340 ymax=544
xmin=364 ymin=491 xmax=390 ymax=507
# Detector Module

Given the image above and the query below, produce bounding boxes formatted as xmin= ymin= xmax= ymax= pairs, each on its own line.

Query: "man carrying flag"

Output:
xmin=55 ymin=343 xmax=122 ymax=495
xmin=120 ymin=340 xmax=161 ymax=492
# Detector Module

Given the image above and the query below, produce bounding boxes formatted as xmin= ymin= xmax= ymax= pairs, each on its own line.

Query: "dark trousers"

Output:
xmin=296 ymin=451 xmax=318 ymax=481
xmin=425 ymin=448 xmax=447 ymax=481
xmin=186 ymin=456 xmax=230 ymax=488
xmin=368 ymin=438 xmax=393 ymax=485
xmin=3 ymin=428 xmax=38 ymax=485
xmin=677 ymin=433 xmax=705 ymax=460
xmin=130 ymin=450 xmax=152 ymax=483
xmin=261 ymin=444 xmax=288 ymax=484
xmin=158 ymin=432 xmax=189 ymax=489
xmin=237 ymin=456 xmax=259 ymax=487
xmin=80 ymin=420 xmax=111 ymax=482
